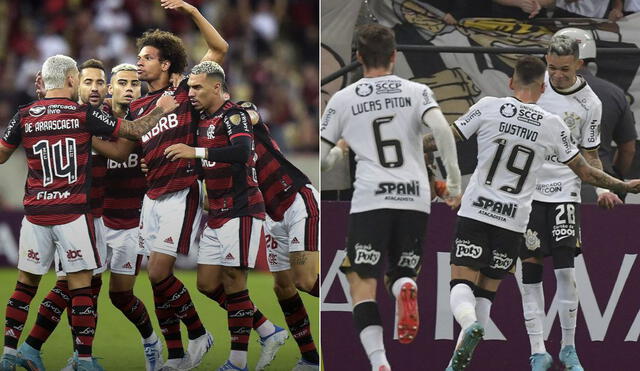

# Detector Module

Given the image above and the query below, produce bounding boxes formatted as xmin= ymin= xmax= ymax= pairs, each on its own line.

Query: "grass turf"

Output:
xmin=0 ymin=269 xmax=319 ymax=370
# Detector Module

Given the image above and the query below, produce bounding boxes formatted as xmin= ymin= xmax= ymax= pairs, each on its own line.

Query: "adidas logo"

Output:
xmin=291 ymin=237 xmax=300 ymax=244
xmin=164 ymin=236 xmax=174 ymax=244
xmin=225 ymin=253 xmax=234 ymax=260
xmin=5 ymin=329 xmax=15 ymax=338
xmin=122 ymin=262 xmax=133 ymax=269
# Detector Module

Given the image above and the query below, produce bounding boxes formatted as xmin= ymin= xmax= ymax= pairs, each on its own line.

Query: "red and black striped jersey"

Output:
xmin=128 ymin=78 xmax=198 ymax=199
xmin=253 ymin=120 xmax=311 ymax=221
xmin=199 ymin=101 xmax=265 ymax=228
xmin=89 ymin=153 xmax=107 ymax=217
xmin=1 ymin=98 xmax=122 ymax=225
xmin=102 ymin=142 xmax=145 ymax=230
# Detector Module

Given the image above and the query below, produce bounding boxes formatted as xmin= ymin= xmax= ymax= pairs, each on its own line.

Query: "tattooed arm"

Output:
xmin=117 ymin=95 xmax=178 ymax=140
xmin=567 ymin=153 xmax=640 ymax=193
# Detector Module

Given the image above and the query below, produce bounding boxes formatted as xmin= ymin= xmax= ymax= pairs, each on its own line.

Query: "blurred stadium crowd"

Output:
xmin=0 ymin=0 xmax=319 ymax=154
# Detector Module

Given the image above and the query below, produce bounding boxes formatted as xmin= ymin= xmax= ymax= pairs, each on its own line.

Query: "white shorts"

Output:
xmin=18 ymin=215 xmax=101 ymax=276
xmin=139 ymin=181 xmax=203 ymax=258
xmin=54 ymin=216 xmax=107 ymax=276
xmin=104 ymin=226 xmax=143 ymax=275
xmin=198 ymin=217 xmax=263 ymax=268
xmin=265 ymin=184 xmax=319 ymax=272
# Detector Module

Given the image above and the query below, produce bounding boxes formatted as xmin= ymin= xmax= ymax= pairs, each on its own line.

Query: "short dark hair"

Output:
xmin=356 ymin=24 xmax=396 ymax=69
xmin=79 ymin=59 xmax=105 ymax=74
xmin=514 ymin=56 xmax=546 ymax=85
xmin=137 ymin=29 xmax=188 ymax=75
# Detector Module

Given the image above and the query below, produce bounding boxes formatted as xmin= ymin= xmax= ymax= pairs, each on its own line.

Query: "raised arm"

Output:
xmin=160 ymin=0 xmax=229 ymax=64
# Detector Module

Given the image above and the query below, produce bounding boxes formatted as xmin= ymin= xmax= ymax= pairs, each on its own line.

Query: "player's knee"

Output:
xmin=109 ymin=290 xmax=133 ymax=308
xmin=293 ymin=272 xmax=317 ymax=293
xmin=196 ymin=280 xmax=216 ymax=296
xmin=522 ymin=262 xmax=544 ymax=284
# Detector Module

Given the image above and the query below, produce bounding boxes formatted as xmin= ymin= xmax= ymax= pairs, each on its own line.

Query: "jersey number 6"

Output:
xmin=373 ymin=116 xmax=403 ymax=168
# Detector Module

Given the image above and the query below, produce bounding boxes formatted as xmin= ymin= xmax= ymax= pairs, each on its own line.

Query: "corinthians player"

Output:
xmin=321 ymin=24 xmax=462 ymax=371
xmin=423 ymin=56 xmax=640 ymax=371
xmin=519 ymin=31 xmax=609 ymax=371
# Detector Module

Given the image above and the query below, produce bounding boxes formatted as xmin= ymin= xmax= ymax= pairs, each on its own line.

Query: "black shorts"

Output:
xmin=450 ymin=217 xmax=522 ymax=280
xmin=340 ymin=209 xmax=428 ymax=281
xmin=520 ymin=201 xmax=582 ymax=267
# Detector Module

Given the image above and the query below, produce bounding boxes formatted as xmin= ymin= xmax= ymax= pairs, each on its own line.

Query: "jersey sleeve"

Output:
xmin=320 ymin=94 xmax=343 ymax=146
xmin=1 ymin=112 xmax=21 ymax=148
xmin=550 ymin=116 xmax=580 ymax=164
xmin=580 ymin=98 xmax=601 ymax=149
xmin=452 ymin=98 xmax=487 ymax=140
xmin=418 ymin=84 xmax=440 ymax=118
xmin=223 ymin=109 xmax=253 ymax=141
xmin=85 ymin=105 xmax=122 ymax=137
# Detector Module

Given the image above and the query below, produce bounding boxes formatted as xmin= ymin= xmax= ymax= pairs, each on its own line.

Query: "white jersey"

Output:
xmin=455 ymin=96 xmax=579 ymax=233
xmin=321 ymin=75 xmax=439 ymax=214
xmin=534 ymin=73 xmax=602 ymax=202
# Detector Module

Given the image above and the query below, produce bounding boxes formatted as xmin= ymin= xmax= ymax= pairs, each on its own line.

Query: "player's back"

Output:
xmin=129 ymin=78 xmax=198 ymax=199
xmin=456 ymin=96 xmax=579 ymax=233
xmin=3 ymin=98 xmax=119 ymax=225
xmin=324 ymin=75 xmax=438 ymax=214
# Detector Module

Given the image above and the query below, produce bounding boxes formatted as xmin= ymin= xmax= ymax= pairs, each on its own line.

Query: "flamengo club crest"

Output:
xmin=207 ymin=124 xmax=216 ymax=140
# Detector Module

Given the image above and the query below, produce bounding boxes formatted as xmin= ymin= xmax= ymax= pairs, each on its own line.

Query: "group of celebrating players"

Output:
xmin=321 ymin=23 xmax=640 ymax=371
xmin=0 ymin=1 xmax=319 ymax=371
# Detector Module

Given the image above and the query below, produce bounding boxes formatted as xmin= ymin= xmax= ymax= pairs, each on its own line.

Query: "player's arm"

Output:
xmin=321 ymin=138 xmax=348 ymax=172
xmin=88 ymin=95 xmax=178 ymax=140
xmin=422 ymin=107 xmax=462 ymax=200
xmin=566 ymin=153 xmax=640 ymax=194
xmin=160 ymin=0 xmax=228 ymax=64
xmin=0 ymin=113 xmax=21 ymax=164
xmin=91 ymin=137 xmax=137 ymax=163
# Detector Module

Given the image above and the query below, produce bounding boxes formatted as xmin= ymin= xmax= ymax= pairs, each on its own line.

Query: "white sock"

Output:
xmin=229 ymin=350 xmax=247 ymax=368
xmin=475 ymin=297 xmax=492 ymax=329
xmin=256 ymin=320 xmax=276 ymax=338
xmin=360 ymin=325 xmax=389 ymax=369
xmin=3 ymin=347 xmax=17 ymax=356
xmin=79 ymin=356 xmax=92 ymax=362
xmin=450 ymin=283 xmax=477 ymax=330
xmin=391 ymin=277 xmax=416 ymax=298
xmin=143 ymin=332 xmax=158 ymax=344
xmin=555 ymin=268 xmax=578 ymax=348
xmin=522 ymin=282 xmax=546 ymax=354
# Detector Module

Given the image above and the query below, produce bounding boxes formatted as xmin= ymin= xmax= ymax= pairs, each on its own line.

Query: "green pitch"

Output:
xmin=0 ymin=268 xmax=319 ymax=370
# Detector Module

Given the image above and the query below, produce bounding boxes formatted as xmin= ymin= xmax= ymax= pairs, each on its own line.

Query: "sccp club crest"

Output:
xmin=500 ymin=103 xmax=517 ymax=118
xmin=355 ymin=83 xmax=373 ymax=97
xmin=525 ymin=229 xmax=541 ymax=251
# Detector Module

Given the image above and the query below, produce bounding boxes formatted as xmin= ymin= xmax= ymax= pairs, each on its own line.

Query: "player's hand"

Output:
xmin=624 ymin=179 xmax=640 ymax=193
xmin=160 ymin=0 xmax=196 ymax=15
xmin=521 ymin=0 xmax=541 ymax=18
xmin=140 ymin=158 xmax=149 ymax=175
xmin=35 ymin=71 xmax=45 ymax=99
xmin=444 ymin=193 xmax=462 ymax=210
xmin=597 ymin=191 xmax=623 ymax=210
xmin=608 ymin=8 xmax=624 ymax=22
xmin=170 ymin=73 xmax=183 ymax=88
xmin=336 ymin=139 xmax=349 ymax=155
xmin=156 ymin=94 xmax=179 ymax=114
xmin=165 ymin=143 xmax=196 ymax=161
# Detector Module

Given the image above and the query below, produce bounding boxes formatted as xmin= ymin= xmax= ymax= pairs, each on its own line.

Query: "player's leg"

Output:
xmin=551 ymin=203 xmax=583 ymax=371
xmin=143 ymin=183 xmax=206 ymax=367
xmin=55 ymin=215 xmax=102 ymax=369
xmin=519 ymin=201 xmax=552 ymax=370
xmin=2 ymin=218 xmax=53 ymax=370
xmin=217 ymin=217 xmax=264 ymax=371
xmin=289 ymin=184 xmax=319 ymax=296
xmin=341 ymin=210 xmax=389 ymax=371
xmin=107 ymin=225 xmax=161 ymax=371
xmin=265 ymin=213 xmax=316 ymax=370
xmin=447 ymin=217 xmax=491 ymax=371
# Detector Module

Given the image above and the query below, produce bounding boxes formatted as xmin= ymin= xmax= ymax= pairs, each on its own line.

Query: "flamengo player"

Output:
xmin=164 ymin=62 xmax=277 ymax=371
xmin=238 ymin=101 xmax=320 ymax=371
xmin=321 ymin=24 xmax=461 ymax=371
xmin=0 ymin=55 xmax=177 ymax=371
xmin=15 ymin=58 xmax=113 ymax=370
xmin=129 ymin=0 xmax=229 ymax=368
xmin=421 ymin=56 xmax=640 ymax=370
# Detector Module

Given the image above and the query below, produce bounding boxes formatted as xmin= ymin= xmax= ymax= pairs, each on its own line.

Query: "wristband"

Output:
xmin=195 ymin=147 xmax=206 ymax=159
